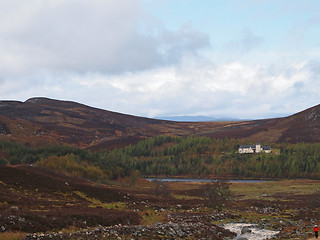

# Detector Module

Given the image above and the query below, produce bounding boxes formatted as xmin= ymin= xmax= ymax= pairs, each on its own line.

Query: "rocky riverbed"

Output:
xmin=22 ymin=212 xmax=238 ymax=239
xmin=223 ymin=223 xmax=279 ymax=240
xmin=23 ymin=221 xmax=236 ymax=240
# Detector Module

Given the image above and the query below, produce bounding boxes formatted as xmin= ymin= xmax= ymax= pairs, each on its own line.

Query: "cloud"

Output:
xmin=226 ymin=29 xmax=264 ymax=55
xmin=0 ymin=1 xmax=319 ymax=120
xmin=159 ymin=23 xmax=210 ymax=62
xmin=16 ymin=60 xmax=315 ymax=118
xmin=0 ymin=0 xmax=209 ymax=76
xmin=1 ymin=57 xmax=319 ymax=119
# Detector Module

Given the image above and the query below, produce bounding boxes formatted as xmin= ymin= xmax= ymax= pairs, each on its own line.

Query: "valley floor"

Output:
xmin=0 ymin=165 xmax=319 ymax=239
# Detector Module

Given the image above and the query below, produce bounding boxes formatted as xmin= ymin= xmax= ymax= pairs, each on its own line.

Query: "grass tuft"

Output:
xmin=0 ymin=232 xmax=27 ymax=240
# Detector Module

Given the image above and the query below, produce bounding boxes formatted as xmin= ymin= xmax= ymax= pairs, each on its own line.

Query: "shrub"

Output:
xmin=204 ymin=180 xmax=232 ymax=211
xmin=37 ymin=154 xmax=107 ymax=182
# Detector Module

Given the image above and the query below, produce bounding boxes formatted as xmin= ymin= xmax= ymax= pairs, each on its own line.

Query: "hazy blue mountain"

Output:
xmin=154 ymin=116 xmax=242 ymax=122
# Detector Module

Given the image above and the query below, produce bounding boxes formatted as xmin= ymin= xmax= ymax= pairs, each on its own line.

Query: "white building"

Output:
xmin=238 ymin=143 xmax=271 ymax=154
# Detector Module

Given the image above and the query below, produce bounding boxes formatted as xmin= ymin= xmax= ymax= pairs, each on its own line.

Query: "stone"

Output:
xmin=241 ymin=226 xmax=252 ymax=234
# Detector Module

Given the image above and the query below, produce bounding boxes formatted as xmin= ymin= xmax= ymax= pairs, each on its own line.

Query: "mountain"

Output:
xmin=155 ymin=116 xmax=241 ymax=122
xmin=1 ymin=97 xmax=320 ymax=149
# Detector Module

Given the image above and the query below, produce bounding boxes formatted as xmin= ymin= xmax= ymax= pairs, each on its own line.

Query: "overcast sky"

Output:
xmin=1 ymin=0 xmax=320 ymax=119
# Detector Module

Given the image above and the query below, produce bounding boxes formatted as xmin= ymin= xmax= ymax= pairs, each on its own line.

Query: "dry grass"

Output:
xmin=167 ymin=181 xmax=204 ymax=191
xmin=74 ymin=191 xmax=127 ymax=210
xmin=164 ymin=179 xmax=320 ymax=202
xmin=0 ymin=232 xmax=27 ymax=240
xmin=171 ymin=193 xmax=203 ymax=200
xmin=230 ymin=179 xmax=320 ymax=200
xmin=140 ymin=209 xmax=166 ymax=225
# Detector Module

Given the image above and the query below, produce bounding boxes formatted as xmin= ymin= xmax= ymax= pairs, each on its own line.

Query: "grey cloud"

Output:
xmin=0 ymin=0 xmax=210 ymax=76
xmin=160 ymin=23 xmax=211 ymax=63
xmin=227 ymin=29 xmax=264 ymax=54
xmin=307 ymin=60 xmax=320 ymax=74
xmin=239 ymin=29 xmax=264 ymax=53
xmin=292 ymin=81 xmax=305 ymax=93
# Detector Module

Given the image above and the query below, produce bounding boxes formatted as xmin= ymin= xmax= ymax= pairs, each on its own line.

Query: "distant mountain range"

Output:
xmin=155 ymin=116 xmax=242 ymax=122
xmin=1 ymin=97 xmax=320 ymax=150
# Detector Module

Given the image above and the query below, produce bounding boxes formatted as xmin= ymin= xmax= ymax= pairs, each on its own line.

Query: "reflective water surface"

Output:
xmin=145 ymin=178 xmax=267 ymax=183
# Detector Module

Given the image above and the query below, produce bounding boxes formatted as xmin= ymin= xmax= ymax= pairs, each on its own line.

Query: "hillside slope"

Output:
xmin=208 ymin=104 xmax=320 ymax=143
xmin=0 ymin=97 xmax=174 ymax=148
xmin=0 ymin=97 xmax=234 ymax=148
xmin=1 ymin=97 xmax=320 ymax=148
xmin=0 ymin=164 xmax=140 ymax=233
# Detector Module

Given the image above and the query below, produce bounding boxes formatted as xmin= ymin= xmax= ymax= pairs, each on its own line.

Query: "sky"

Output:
xmin=0 ymin=0 xmax=320 ymax=119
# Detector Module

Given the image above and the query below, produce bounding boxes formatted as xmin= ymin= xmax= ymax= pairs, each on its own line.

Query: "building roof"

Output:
xmin=239 ymin=145 xmax=256 ymax=149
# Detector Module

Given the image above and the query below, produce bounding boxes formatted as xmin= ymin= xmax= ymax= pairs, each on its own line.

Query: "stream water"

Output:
xmin=223 ymin=223 xmax=279 ymax=240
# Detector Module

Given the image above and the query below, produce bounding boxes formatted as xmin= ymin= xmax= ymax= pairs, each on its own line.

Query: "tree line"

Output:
xmin=1 ymin=136 xmax=320 ymax=180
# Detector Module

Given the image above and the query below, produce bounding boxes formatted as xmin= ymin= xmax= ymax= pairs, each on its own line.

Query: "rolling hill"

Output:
xmin=207 ymin=104 xmax=320 ymax=144
xmin=1 ymin=97 xmax=320 ymax=150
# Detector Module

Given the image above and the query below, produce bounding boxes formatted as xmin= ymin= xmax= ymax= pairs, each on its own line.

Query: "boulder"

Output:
xmin=241 ymin=226 xmax=252 ymax=234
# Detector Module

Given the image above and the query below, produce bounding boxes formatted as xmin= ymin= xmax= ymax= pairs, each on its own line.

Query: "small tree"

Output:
xmin=152 ymin=179 xmax=170 ymax=198
xmin=127 ymin=170 xmax=141 ymax=186
xmin=204 ymin=180 xmax=231 ymax=211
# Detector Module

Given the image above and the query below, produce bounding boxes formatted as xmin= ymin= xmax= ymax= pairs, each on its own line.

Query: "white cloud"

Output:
xmin=1 ymin=58 xmax=319 ymax=119
xmin=0 ymin=0 xmax=319 ymax=120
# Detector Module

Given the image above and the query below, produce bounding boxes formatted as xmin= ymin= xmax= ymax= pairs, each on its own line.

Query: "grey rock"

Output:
xmin=241 ymin=226 xmax=252 ymax=234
